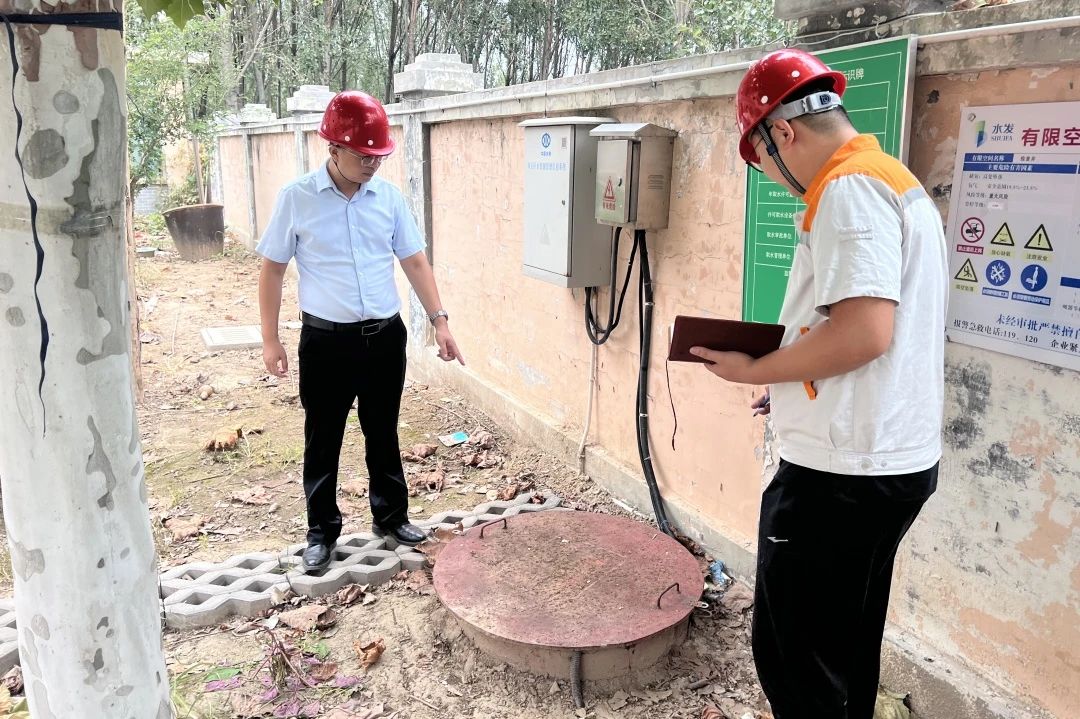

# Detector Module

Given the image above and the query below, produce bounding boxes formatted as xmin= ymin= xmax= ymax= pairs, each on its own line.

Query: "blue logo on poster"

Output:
xmin=1020 ymin=263 xmax=1047 ymax=293
xmin=541 ymin=133 xmax=551 ymax=148
xmin=986 ymin=260 xmax=1010 ymax=287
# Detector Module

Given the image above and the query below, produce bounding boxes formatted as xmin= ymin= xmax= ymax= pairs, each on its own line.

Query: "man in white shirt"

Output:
xmin=691 ymin=50 xmax=947 ymax=718
xmin=257 ymin=91 xmax=463 ymax=572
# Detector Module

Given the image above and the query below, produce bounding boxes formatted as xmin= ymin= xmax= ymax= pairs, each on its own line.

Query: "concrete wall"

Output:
xmin=897 ymin=65 xmax=1080 ymax=719
xmin=427 ymin=102 xmax=764 ymax=549
xmin=218 ymin=135 xmax=249 ymax=237
xmin=215 ymin=4 xmax=1080 ymax=717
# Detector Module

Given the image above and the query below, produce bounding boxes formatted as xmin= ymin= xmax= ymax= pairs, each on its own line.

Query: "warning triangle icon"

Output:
xmin=990 ymin=222 xmax=1014 ymax=246
xmin=954 ymin=258 xmax=978 ymax=283
xmin=1024 ymin=224 xmax=1052 ymax=251
xmin=603 ymin=178 xmax=616 ymax=203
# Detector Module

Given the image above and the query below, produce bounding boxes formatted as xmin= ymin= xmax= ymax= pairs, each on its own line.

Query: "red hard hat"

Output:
xmin=736 ymin=49 xmax=847 ymax=164
xmin=318 ymin=91 xmax=396 ymax=156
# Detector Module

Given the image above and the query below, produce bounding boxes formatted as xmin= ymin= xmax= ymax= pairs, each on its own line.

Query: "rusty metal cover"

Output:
xmin=433 ymin=511 xmax=702 ymax=650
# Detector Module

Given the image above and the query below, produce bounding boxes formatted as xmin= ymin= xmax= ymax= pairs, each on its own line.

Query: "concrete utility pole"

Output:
xmin=0 ymin=2 xmax=173 ymax=716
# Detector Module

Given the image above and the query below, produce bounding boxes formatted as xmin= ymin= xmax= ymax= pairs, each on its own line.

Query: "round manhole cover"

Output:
xmin=433 ymin=511 xmax=702 ymax=679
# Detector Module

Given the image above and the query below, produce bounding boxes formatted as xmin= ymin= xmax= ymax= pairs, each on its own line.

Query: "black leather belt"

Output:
xmin=301 ymin=312 xmax=397 ymax=335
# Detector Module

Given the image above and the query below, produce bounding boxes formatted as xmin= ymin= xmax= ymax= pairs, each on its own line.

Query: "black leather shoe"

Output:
xmin=372 ymin=522 xmax=428 ymax=546
xmin=302 ymin=542 xmax=334 ymax=573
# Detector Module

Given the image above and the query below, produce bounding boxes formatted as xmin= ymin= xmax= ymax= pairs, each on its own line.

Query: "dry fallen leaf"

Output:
xmin=279 ymin=605 xmax=338 ymax=632
xmin=433 ymin=522 xmax=463 ymax=543
xmin=404 ymin=570 xmax=433 ymax=594
xmin=702 ymin=705 xmax=723 ymax=719
xmin=308 ymin=661 xmax=339 ymax=683
xmin=422 ymin=470 xmax=446 ymax=493
xmin=336 ymin=584 xmax=373 ymax=607
xmin=341 ymin=481 xmax=368 ymax=498
xmin=416 ymin=539 xmax=449 ymax=565
xmin=355 ymin=638 xmax=386 ymax=671
xmin=205 ymin=426 xmax=243 ymax=451
xmin=496 ymin=481 xmax=532 ymax=501
xmin=164 ymin=515 xmax=205 ymax=542
xmin=467 ymin=431 xmax=495 ymax=449
xmin=720 ymin=583 xmax=755 ymax=613
xmin=2 ymin=666 xmax=23 ymax=695
xmin=411 ymin=443 xmax=438 ymax=458
xmin=231 ymin=487 xmax=272 ymax=506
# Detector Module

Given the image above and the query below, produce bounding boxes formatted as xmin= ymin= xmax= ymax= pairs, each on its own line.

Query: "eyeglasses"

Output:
xmin=338 ymin=145 xmax=389 ymax=168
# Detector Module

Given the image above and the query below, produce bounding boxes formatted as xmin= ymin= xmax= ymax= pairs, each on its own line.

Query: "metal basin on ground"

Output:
xmin=433 ymin=511 xmax=702 ymax=680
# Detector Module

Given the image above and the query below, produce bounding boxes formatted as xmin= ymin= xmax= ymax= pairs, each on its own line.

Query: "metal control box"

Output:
xmin=520 ymin=117 xmax=615 ymax=288
xmin=590 ymin=123 xmax=676 ymax=230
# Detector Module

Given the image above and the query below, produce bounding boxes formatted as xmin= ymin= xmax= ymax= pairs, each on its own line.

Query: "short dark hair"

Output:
xmin=781 ymin=78 xmax=852 ymax=133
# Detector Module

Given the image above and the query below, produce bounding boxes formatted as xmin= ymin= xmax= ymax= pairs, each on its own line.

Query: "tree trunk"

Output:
xmin=405 ymin=0 xmax=418 ymax=64
xmin=385 ymin=0 xmax=400 ymax=101
xmin=0 ymin=5 xmax=172 ymax=718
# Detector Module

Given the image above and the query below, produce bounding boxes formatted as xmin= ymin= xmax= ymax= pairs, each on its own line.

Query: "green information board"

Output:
xmin=742 ymin=36 xmax=917 ymax=323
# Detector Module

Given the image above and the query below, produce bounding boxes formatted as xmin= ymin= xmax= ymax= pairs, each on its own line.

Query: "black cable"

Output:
xmin=585 ymin=226 xmax=636 ymax=345
xmin=634 ymin=230 xmax=673 ymax=536
xmin=570 ymin=651 xmax=584 ymax=708
xmin=580 ymin=225 xmax=672 ymax=536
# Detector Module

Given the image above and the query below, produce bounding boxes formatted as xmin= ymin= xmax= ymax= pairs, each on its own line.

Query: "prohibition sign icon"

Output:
xmin=961 ymin=217 xmax=985 ymax=243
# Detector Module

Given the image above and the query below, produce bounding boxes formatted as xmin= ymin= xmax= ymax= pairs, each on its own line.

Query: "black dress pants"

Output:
xmin=297 ymin=315 xmax=409 ymax=546
xmin=752 ymin=459 xmax=937 ymax=719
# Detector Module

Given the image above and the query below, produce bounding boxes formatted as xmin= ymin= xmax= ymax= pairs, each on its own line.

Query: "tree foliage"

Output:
xmin=126 ymin=0 xmax=791 ymax=186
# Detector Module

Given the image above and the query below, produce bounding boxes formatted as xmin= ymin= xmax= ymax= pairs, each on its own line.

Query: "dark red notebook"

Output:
xmin=667 ymin=315 xmax=786 ymax=363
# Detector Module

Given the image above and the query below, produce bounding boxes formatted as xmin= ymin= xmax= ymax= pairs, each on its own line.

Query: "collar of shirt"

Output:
xmin=801 ymin=134 xmax=881 ymax=211
xmin=315 ymin=161 xmax=382 ymax=200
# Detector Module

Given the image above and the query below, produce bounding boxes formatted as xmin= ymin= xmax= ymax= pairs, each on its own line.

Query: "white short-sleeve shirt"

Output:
xmin=256 ymin=163 xmax=426 ymax=323
xmin=770 ymin=136 xmax=949 ymax=476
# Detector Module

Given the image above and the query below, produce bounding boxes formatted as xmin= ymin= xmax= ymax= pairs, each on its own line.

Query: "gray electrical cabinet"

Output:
xmin=520 ymin=117 xmax=615 ymax=288
xmin=590 ymin=123 xmax=677 ymax=230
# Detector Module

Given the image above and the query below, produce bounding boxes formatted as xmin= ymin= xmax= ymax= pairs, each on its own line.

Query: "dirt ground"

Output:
xmin=0 ymin=231 xmax=772 ymax=719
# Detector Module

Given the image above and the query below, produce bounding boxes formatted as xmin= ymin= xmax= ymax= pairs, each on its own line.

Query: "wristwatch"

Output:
xmin=428 ymin=309 xmax=449 ymax=325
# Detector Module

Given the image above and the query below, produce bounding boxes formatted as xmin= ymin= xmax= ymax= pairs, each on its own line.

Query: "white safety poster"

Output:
xmin=945 ymin=101 xmax=1080 ymax=371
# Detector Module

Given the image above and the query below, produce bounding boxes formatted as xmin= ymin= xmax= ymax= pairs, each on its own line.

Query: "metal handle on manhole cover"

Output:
xmin=478 ymin=517 xmax=508 ymax=538
xmin=657 ymin=582 xmax=681 ymax=608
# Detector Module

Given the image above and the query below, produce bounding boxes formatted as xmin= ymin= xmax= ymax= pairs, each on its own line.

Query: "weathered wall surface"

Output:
xmin=897 ymin=65 xmax=1080 ymax=718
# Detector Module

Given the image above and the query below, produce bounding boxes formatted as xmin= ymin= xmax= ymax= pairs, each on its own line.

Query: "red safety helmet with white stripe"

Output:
xmin=736 ymin=49 xmax=847 ymax=166
xmin=318 ymin=90 xmax=396 ymax=157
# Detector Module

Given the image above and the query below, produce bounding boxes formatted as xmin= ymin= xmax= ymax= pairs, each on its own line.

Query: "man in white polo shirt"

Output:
xmin=691 ymin=50 xmax=947 ymax=718
xmin=257 ymin=90 xmax=463 ymax=572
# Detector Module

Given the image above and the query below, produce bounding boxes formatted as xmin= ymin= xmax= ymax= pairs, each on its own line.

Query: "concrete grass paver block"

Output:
xmin=398 ymin=552 xmax=428 ymax=571
xmin=160 ymin=561 xmax=221 ymax=582
xmin=165 ymin=590 xmax=275 ymax=630
xmin=0 ymin=640 xmax=17 ymax=675
xmin=287 ymin=550 xmax=402 ymax=597
xmin=7 ymin=493 xmax=565 ymax=643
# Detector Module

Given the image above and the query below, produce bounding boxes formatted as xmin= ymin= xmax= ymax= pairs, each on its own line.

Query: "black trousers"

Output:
xmin=752 ymin=459 xmax=937 ymax=719
xmin=297 ymin=316 xmax=409 ymax=546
